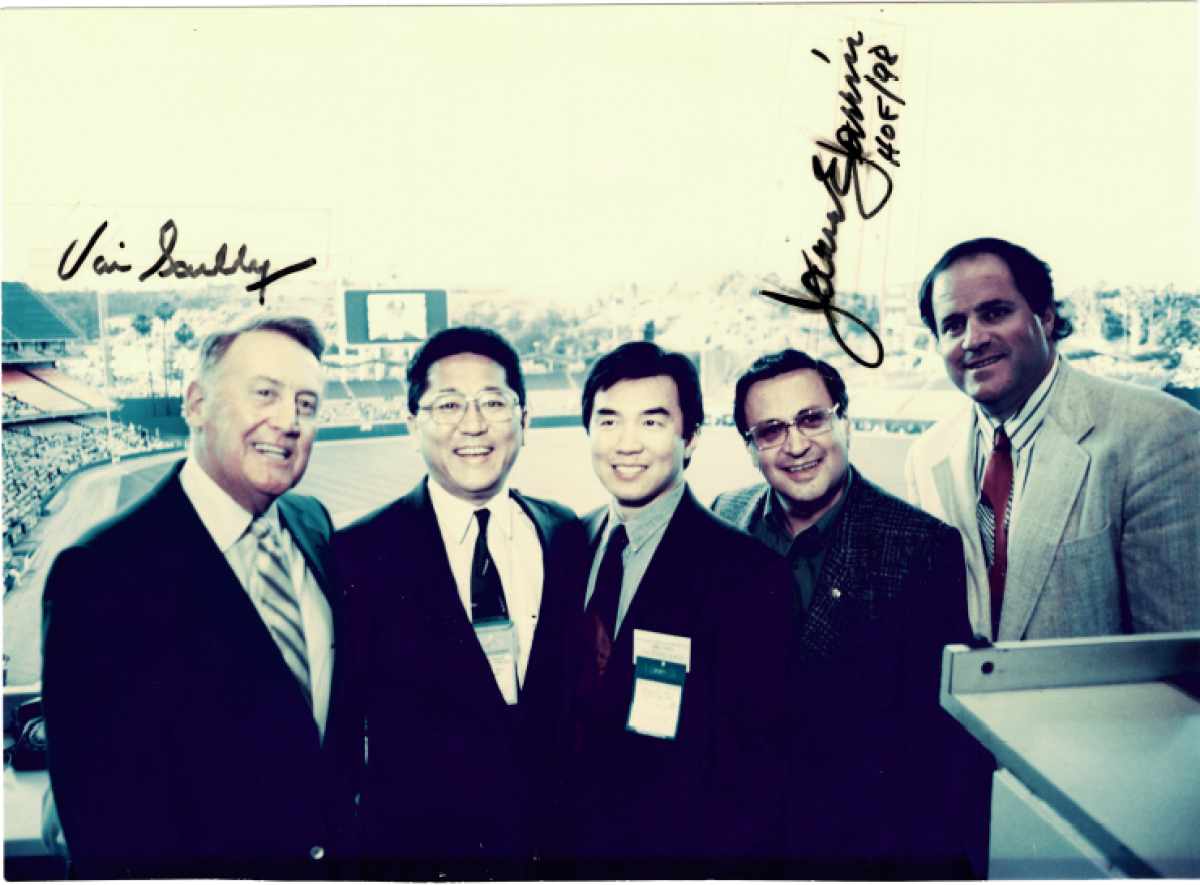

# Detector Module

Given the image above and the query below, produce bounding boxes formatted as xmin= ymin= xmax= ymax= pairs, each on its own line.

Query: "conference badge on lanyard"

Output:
xmin=475 ymin=619 xmax=519 ymax=705
xmin=626 ymin=629 xmax=691 ymax=740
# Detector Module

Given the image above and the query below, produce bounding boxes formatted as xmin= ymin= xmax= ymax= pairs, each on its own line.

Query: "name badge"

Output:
xmin=475 ymin=619 xmax=519 ymax=705
xmin=626 ymin=629 xmax=691 ymax=740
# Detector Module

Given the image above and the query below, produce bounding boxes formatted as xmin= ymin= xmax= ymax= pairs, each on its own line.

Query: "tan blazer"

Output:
xmin=905 ymin=360 xmax=1200 ymax=641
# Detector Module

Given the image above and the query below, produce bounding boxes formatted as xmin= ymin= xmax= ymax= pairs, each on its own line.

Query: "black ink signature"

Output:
xmin=762 ymin=32 xmax=901 ymax=368
xmin=58 ymin=220 xmax=316 ymax=305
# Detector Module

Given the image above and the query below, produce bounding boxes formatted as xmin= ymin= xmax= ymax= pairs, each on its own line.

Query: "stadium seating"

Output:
xmin=1 ymin=369 xmax=91 ymax=414
xmin=1 ymin=283 xmax=80 ymax=344
xmin=26 ymin=367 xmax=111 ymax=409
xmin=3 ymin=421 xmax=179 ymax=593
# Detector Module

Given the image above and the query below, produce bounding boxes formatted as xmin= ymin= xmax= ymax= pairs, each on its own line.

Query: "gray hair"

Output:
xmin=193 ymin=314 xmax=325 ymax=389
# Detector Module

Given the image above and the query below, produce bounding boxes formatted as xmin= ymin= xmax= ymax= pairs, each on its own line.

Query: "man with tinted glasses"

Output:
xmin=712 ymin=349 xmax=988 ymax=879
xmin=335 ymin=327 xmax=584 ymax=879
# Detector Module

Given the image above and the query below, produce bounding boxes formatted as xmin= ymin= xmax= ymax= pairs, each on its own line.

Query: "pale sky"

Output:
xmin=3 ymin=3 xmax=1197 ymax=306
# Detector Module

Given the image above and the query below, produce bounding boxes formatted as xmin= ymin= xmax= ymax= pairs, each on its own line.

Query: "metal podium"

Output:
xmin=940 ymin=631 xmax=1200 ymax=879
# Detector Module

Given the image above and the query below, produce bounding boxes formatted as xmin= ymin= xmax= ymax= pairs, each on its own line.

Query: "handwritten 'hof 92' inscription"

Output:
xmin=761 ymin=31 xmax=904 ymax=369
xmin=57 ymin=220 xmax=317 ymax=305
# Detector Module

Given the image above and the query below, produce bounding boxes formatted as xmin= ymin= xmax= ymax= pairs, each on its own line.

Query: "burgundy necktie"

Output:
xmin=981 ymin=428 xmax=1013 ymax=639
xmin=585 ymin=525 xmax=629 ymax=675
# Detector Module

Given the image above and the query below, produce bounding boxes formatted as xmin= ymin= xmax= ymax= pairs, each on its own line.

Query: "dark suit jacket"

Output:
xmin=571 ymin=486 xmax=794 ymax=879
xmin=334 ymin=478 xmax=586 ymax=880
xmin=41 ymin=461 xmax=359 ymax=880
xmin=713 ymin=470 xmax=992 ymax=879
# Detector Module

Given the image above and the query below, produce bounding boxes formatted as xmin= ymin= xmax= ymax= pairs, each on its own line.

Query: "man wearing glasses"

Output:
xmin=334 ymin=327 xmax=584 ymax=879
xmin=712 ymin=349 xmax=988 ymax=880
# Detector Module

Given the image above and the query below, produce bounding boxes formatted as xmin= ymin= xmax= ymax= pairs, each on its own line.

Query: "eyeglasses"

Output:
xmin=745 ymin=405 xmax=841 ymax=450
xmin=419 ymin=391 xmax=519 ymax=425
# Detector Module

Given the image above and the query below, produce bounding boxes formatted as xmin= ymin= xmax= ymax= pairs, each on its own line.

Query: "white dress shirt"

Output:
xmin=973 ymin=353 xmax=1063 ymax=561
xmin=426 ymin=478 xmax=545 ymax=687
xmin=179 ymin=457 xmax=335 ymax=740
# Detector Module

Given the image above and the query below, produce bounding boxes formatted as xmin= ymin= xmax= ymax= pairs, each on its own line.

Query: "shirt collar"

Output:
xmin=607 ymin=478 xmax=687 ymax=552
xmin=426 ymin=476 xmax=514 ymax=547
xmin=179 ymin=456 xmax=278 ymax=552
xmin=975 ymin=353 xmax=1062 ymax=453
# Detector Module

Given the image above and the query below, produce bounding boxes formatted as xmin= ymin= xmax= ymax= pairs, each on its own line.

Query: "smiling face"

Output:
xmin=932 ymin=253 xmax=1056 ymax=422
xmin=744 ymin=368 xmax=849 ymax=535
xmin=408 ymin=352 xmax=527 ymax=505
xmin=185 ymin=329 xmax=324 ymax=516
xmin=589 ymin=375 xmax=698 ymax=520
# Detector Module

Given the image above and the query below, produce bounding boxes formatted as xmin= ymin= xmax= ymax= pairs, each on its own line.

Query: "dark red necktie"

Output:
xmin=981 ymin=428 xmax=1013 ymax=639
xmin=585 ymin=525 xmax=629 ymax=675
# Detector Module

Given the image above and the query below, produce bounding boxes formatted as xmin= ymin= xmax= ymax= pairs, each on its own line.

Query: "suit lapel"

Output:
xmin=278 ymin=496 xmax=347 ymax=743
xmin=799 ymin=475 xmax=871 ymax=659
xmin=617 ymin=488 xmax=705 ymax=636
xmin=279 ymin=497 xmax=331 ymax=592
xmin=1000 ymin=366 xmax=1094 ymax=640
xmin=930 ymin=409 xmax=990 ymax=637
xmin=729 ymin=486 xmax=770 ymax=533
xmin=584 ymin=508 xmax=608 ymax=550
xmin=156 ymin=473 xmax=319 ymax=736
xmin=409 ymin=480 xmax=514 ymax=715
xmin=510 ymin=491 xmax=563 ymax=708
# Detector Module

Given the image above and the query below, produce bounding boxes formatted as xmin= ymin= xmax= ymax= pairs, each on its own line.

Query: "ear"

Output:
xmin=683 ymin=425 xmax=701 ymax=461
xmin=183 ymin=380 xmax=206 ymax=430
xmin=406 ymin=412 xmax=422 ymax=452
xmin=518 ymin=406 xmax=530 ymax=439
xmin=1039 ymin=306 xmax=1057 ymax=340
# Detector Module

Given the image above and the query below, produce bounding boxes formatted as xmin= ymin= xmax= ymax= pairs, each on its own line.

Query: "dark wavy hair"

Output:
xmin=918 ymin=237 xmax=1073 ymax=341
xmin=733 ymin=349 xmax=849 ymax=438
xmin=581 ymin=341 xmax=703 ymax=443
xmin=406 ymin=326 xmax=526 ymax=414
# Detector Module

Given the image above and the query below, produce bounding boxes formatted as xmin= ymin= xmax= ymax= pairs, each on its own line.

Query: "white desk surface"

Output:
xmin=959 ymin=680 xmax=1200 ymax=879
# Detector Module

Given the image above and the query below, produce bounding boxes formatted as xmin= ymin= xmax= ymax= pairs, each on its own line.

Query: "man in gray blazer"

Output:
xmin=906 ymin=237 xmax=1200 ymax=642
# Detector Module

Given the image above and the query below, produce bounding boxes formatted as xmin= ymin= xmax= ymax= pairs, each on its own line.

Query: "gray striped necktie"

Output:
xmin=249 ymin=517 xmax=313 ymax=709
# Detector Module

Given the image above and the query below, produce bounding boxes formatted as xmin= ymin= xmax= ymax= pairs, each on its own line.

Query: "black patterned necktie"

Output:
xmin=587 ymin=525 xmax=629 ymax=644
xmin=249 ymin=517 xmax=312 ymax=709
xmin=471 ymin=509 xmax=508 ymax=623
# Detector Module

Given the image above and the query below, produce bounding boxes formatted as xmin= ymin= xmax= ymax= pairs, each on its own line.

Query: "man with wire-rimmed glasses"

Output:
xmin=334 ymin=326 xmax=585 ymax=879
xmin=712 ymin=348 xmax=989 ymax=880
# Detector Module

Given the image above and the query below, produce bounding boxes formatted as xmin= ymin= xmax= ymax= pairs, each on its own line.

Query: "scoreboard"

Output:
xmin=343 ymin=289 xmax=448 ymax=345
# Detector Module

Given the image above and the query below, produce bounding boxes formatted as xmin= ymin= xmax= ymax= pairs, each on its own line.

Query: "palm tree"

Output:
xmin=155 ymin=302 xmax=176 ymax=403
xmin=132 ymin=313 xmax=156 ymax=411
xmin=174 ymin=323 xmax=196 ymax=401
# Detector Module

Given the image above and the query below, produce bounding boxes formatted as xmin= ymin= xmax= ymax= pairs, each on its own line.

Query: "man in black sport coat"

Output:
xmin=42 ymin=316 xmax=359 ymax=879
xmin=571 ymin=342 xmax=794 ymax=879
xmin=334 ymin=327 xmax=585 ymax=880
xmin=712 ymin=348 xmax=991 ymax=879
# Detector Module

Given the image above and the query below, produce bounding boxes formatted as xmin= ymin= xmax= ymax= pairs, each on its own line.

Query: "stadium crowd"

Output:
xmin=3 ymin=422 xmax=179 ymax=595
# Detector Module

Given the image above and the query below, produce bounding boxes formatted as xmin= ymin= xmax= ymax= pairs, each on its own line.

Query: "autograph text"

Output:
xmin=58 ymin=220 xmax=317 ymax=305
xmin=761 ymin=32 xmax=904 ymax=369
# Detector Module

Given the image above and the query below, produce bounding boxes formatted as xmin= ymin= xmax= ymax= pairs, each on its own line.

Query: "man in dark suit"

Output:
xmin=334 ymin=327 xmax=584 ymax=880
xmin=712 ymin=348 xmax=989 ymax=879
xmin=572 ymin=341 xmax=794 ymax=878
xmin=41 ymin=315 xmax=359 ymax=879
